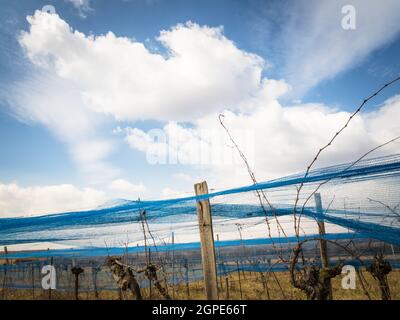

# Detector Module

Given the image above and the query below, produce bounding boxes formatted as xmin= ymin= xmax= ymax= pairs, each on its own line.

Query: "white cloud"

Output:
xmin=3 ymin=72 xmax=119 ymax=185
xmin=0 ymin=182 xmax=107 ymax=217
xmin=254 ymin=0 xmax=400 ymax=96
xmin=65 ymin=0 xmax=93 ymax=18
xmin=125 ymin=117 xmax=257 ymax=167
xmin=0 ymin=178 xmax=146 ymax=218
xmin=19 ymin=11 xmax=265 ymax=122
xmin=160 ymin=187 xmax=183 ymax=199
xmin=125 ymin=88 xmax=400 ymax=189
xmin=173 ymin=173 xmax=193 ymax=182
xmin=109 ymin=179 xmax=146 ymax=199
xmin=8 ymin=10 xmax=400 ymax=198
xmin=125 ymin=127 xmax=157 ymax=153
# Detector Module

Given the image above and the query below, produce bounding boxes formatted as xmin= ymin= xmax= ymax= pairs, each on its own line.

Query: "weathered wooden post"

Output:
xmin=2 ymin=247 xmax=9 ymax=300
xmin=314 ymin=192 xmax=332 ymax=299
xmin=4 ymin=247 xmax=9 ymax=265
xmin=92 ymin=266 xmax=100 ymax=299
xmin=216 ymin=234 xmax=223 ymax=291
xmin=194 ymin=181 xmax=218 ymax=300
xmin=236 ymin=260 xmax=243 ymax=300
xmin=31 ymin=265 xmax=35 ymax=299
xmin=148 ymin=248 xmax=152 ymax=299
xmin=183 ymin=258 xmax=190 ymax=298
xmin=225 ymin=277 xmax=230 ymax=299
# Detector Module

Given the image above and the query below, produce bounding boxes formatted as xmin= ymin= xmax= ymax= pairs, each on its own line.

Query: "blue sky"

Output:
xmin=0 ymin=0 xmax=400 ymax=217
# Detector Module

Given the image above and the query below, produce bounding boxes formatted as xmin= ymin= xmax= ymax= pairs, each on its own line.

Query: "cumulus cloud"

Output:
xmin=8 ymin=10 xmax=400 ymax=199
xmin=125 ymin=89 xmax=400 ymax=188
xmin=109 ymin=179 xmax=146 ymax=199
xmin=19 ymin=11 xmax=265 ymax=122
xmin=0 ymin=181 xmax=107 ymax=217
xmin=0 ymin=178 xmax=147 ymax=218
xmin=125 ymin=118 xmax=255 ymax=168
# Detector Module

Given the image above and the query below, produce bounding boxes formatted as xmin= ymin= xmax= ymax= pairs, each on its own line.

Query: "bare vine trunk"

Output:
xmin=290 ymin=245 xmax=343 ymax=300
xmin=366 ymin=254 xmax=392 ymax=300
xmin=106 ymin=257 xmax=142 ymax=300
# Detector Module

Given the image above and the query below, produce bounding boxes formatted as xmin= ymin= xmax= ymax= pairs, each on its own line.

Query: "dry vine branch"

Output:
xmin=107 ymin=255 xmax=171 ymax=300
xmin=366 ymin=252 xmax=392 ymax=300
xmin=292 ymin=76 xmax=400 ymax=237
xmin=290 ymin=244 xmax=344 ymax=300
xmin=367 ymin=198 xmax=400 ymax=226
xmin=138 ymin=208 xmax=149 ymax=264
xmin=142 ymin=263 xmax=171 ymax=300
xmin=289 ymin=237 xmax=368 ymax=300
xmin=356 ymin=268 xmax=372 ymax=300
xmin=296 ymin=135 xmax=400 ymax=232
xmin=106 ymin=256 xmax=142 ymax=300
xmin=217 ymin=77 xmax=400 ymax=300
xmin=137 ymin=207 xmax=171 ymax=296
xmin=218 ymin=114 xmax=289 ymax=260
xmin=219 ymin=113 xmax=295 ymax=294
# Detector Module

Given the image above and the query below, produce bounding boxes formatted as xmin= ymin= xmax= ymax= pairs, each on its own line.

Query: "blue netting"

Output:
xmin=0 ymin=153 xmax=399 ymax=259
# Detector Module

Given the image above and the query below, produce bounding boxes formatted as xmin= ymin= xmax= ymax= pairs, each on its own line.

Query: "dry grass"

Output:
xmin=1 ymin=269 xmax=400 ymax=300
xmin=170 ymin=269 xmax=400 ymax=300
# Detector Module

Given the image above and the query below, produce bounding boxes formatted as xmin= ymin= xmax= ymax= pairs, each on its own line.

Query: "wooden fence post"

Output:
xmin=236 ymin=260 xmax=243 ymax=300
xmin=225 ymin=277 xmax=230 ymax=300
xmin=92 ymin=266 xmax=99 ymax=299
xmin=2 ymin=247 xmax=9 ymax=300
xmin=172 ymin=231 xmax=175 ymax=299
xmin=31 ymin=265 xmax=35 ymax=299
xmin=4 ymin=247 xmax=9 ymax=265
xmin=184 ymin=258 xmax=190 ymax=298
xmin=148 ymin=248 xmax=152 ymax=299
xmin=194 ymin=181 xmax=218 ymax=300
xmin=314 ymin=192 xmax=332 ymax=298
xmin=216 ymin=234 xmax=223 ymax=291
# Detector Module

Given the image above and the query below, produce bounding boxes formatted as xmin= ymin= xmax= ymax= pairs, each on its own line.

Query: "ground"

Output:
xmin=1 ymin=269 xmax=399 ymax=300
